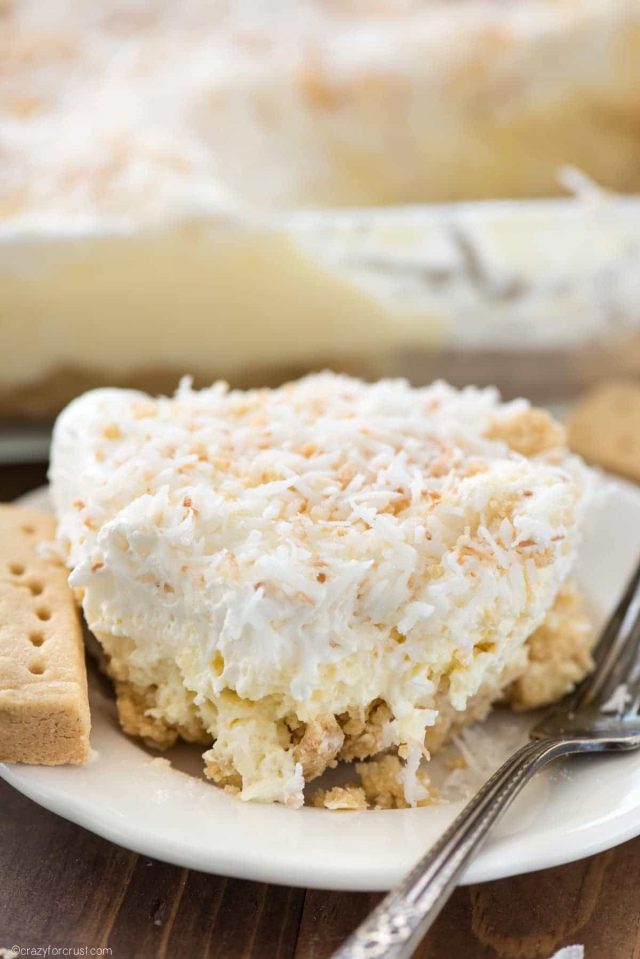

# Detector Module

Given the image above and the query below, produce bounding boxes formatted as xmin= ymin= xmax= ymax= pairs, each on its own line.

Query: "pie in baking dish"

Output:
xmin=3 ymin=0 xmax=640 ymax=219
xmin=3 ymin=0 xmax=640 ymax=417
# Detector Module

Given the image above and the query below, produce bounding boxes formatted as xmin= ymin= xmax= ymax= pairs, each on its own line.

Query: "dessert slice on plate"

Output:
xmin=49 ymin=373 xmax=594 ymax=808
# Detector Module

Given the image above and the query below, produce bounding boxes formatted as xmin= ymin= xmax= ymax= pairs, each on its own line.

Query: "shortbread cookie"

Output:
xmin=567 ymin=380 xmax=640 ymax=481
xmin=0 ymin=505 xmax=90 ymax=764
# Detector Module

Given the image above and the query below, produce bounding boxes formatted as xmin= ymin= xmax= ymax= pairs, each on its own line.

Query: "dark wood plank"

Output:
xmin=110 ymin=865 xmax=305 ymax=959
xmin=0 ymin=779 xmax=139 ymax=948
xmin=105 ymin=858 xmax=191 ymax=958
xmin=423 ymin=855 xmax=615 ymax=959
xmin=0 ymin=462 xmax=48 ymax=503
xmin=427 ymin=845 xmax=640 ymax=958
xmin=295 ymin=842 xmax=640 ymax=959
xmin=0 ymin=780 xmax=306 ymax=958
xmin=294 ymin=890 xmax=381 ymax=959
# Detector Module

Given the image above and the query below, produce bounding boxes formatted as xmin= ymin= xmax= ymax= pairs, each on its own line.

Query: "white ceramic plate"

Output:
xmin=2 ymin=480 xmax=640 ymax=891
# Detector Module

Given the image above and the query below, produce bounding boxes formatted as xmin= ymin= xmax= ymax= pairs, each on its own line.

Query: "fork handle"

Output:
xmin=331 ymin=737 xmax=574 ymax=959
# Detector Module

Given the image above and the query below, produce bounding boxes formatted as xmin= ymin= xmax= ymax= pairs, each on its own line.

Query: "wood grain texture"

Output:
xmin=0 ymin=463 xmax=47 ymax=503
xmin=3 ymin=774 xmax=640 ymax=959
xmin=0 ymin=780 xmax=307 ymax=959
xmin=2 ymin=466 xmax=640 ymax=959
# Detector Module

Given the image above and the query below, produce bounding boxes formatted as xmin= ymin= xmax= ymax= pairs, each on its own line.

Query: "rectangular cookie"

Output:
xmin=567 ymin=380 xmax=640 ymax=482
xmin=0 ymin=504 xmax=90 ymax=764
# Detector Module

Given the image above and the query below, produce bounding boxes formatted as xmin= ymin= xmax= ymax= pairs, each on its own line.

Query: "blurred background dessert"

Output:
xmin=2 ymin=0 xmax=640 ymax=447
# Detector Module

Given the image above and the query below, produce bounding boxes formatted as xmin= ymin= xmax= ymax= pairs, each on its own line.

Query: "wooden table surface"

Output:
xmin=2 ymin=462 xmax=640 ymax=959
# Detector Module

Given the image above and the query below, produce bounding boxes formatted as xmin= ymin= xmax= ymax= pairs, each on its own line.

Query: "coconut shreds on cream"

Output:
xmin=50 ymin=373 xmax=593 ymax=807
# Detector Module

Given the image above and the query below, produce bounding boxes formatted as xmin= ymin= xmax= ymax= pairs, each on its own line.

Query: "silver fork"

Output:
xmin=332 ymin=556 xmax=640 ymax=959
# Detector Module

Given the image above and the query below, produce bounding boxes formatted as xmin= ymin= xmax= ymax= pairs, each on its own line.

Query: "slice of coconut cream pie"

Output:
xmin=50 ymin=373 xmax=594 ymax=807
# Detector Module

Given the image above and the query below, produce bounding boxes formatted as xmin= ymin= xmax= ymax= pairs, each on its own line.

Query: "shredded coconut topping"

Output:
xmin=50 ymin=372 xmax=593 ymax=806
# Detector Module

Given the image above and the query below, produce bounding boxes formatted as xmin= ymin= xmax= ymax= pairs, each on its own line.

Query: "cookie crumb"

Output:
xmin=356 ymin=755 xmax=436 ymax=809
xmin=312 ymin=785 xmax=367 ymax=811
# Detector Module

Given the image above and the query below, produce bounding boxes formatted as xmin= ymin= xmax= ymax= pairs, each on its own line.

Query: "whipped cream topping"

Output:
xmin=50 ymin=373 xmax=592 ymax=805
